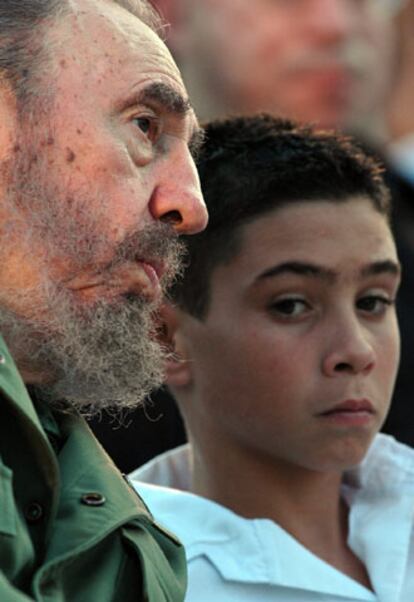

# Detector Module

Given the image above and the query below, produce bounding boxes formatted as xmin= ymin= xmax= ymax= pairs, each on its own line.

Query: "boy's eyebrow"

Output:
xmin=360 ymin=260 xmax=401 ymax=278
xmin=256 ymin=259 xmax=401 ymax=283
xmin=257 ymin=261 xmax=336 ymax=282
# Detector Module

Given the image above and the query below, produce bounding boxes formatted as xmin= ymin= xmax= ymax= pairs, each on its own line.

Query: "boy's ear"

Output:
xmin=159 ymin=303 xmax=193 ymax=389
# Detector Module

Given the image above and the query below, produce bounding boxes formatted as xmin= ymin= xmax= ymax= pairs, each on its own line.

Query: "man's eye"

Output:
xmin=136 ymin=117 xmax=151 ymax=133
xmin=132 ymin=116 xmax=159 ymax=140
xmin=269 ymin=297 xmax=309 ymax=318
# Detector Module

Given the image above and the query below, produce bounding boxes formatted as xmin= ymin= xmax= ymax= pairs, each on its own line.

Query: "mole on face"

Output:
xmin=65 ymin=147 xmax=76 ymax=163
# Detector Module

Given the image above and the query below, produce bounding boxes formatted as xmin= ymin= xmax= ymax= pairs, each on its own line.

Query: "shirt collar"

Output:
xmin=132 ymin=435 xmax=414 ymax=599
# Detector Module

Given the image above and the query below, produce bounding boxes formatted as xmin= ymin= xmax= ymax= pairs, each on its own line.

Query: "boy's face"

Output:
xmin=175 ymin=198 xmax=400 ymax=473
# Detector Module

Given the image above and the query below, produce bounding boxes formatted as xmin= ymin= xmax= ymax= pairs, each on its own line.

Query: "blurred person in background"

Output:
xmin=387 ymin=0 xmax=414 ymax=183
xmin=158 ymin=0 xmax=398 ymax=145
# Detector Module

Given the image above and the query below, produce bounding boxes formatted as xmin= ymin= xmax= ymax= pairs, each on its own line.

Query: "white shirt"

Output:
xmin=130 ymin=434 xmax=414 ymax=602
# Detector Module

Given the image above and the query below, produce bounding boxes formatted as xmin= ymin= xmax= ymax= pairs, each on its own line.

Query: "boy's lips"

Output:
xmin=317 ymin=399 xmax=376 ymax=427
xmin=319 ymin=399 xmax=375 ymax=415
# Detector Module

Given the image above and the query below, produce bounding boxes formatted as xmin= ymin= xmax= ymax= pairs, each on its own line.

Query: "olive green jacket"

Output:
xmin=0 ymin=335 xmax=186 ymax=601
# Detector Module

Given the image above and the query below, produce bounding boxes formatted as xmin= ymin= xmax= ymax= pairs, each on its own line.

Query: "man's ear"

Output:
xmin=159 ymin=303 xmax=193 ymax=389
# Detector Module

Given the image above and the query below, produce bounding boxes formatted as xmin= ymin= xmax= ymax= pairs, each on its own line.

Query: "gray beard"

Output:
xmin=0 ymin=226 xmax=183 ymax=414
xmin=0 ymin=124 xmax=185 ymax=415
xmin=0 ymin=292 xmax=166 ymax=414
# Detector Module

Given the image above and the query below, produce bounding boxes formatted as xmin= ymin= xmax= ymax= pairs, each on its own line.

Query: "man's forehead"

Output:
xmin=41 ymin=0 xmax=199 ymax=149
xmin=50 ymin=0 xmax=187 ymax=100
xmin=65 ymin=0 xmax=157 ymax=45
xmin=61 ymin=0 xmax=176 ymax=70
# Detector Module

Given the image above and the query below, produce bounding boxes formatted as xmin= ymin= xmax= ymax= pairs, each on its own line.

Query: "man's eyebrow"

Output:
xmin=120 ymin=82 xmax=192 ymax=114
xmin=257 ymin=261 xmax=336 ymax=282
xmin=360 ymin=260 xmax=401 ymax=278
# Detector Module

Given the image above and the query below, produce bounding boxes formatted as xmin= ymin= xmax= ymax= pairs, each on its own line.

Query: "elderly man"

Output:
xmin=0 ymin=0 xmax=207 ymax=600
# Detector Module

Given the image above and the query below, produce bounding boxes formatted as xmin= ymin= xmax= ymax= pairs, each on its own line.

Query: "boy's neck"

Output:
xmin=190 ymin=440 xmax=372 ymax=590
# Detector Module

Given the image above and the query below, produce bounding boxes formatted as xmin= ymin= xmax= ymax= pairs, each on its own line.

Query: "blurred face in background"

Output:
xmin=178 ymin=0 xmax=398 ymax=135
xmin=387 ymin=0 xmax=414 ymax=141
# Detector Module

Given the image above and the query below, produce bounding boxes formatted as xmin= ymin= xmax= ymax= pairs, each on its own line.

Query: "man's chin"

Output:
xmin=1 ymin=294 xmax=167 ymax=414
xmin=32 ymin=336 xmax=166 ymax=415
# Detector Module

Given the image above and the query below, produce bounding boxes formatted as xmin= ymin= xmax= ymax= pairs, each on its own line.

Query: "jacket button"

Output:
xmin=81 ymin=492 xmax=106 ymax=506
xmin=41 ymin=576 xmax=56 ymax=596
xmin=25 ymin=502 xmax=44 ymax=523
xmin=0 ymin=354 xmax=5 ymax=365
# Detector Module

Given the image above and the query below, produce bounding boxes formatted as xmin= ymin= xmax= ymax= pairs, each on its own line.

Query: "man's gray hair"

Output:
xmin=113 ymin=0 xmax=163 ymax=31
xmin=0 ymin=0 xmax=163 ymax=102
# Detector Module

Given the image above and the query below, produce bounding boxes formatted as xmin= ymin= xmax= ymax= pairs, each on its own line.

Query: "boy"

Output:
xmin=131 ymin=116 xmax=413 ymax=600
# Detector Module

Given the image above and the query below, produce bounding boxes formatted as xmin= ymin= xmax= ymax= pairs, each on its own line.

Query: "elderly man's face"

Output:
xmin=0 ymin=0 xmax=207 ymax=410
xmin=184 ymin=0 xmax=396 ymax=132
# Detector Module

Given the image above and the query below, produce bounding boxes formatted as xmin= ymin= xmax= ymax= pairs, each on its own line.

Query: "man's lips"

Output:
xmin=317 ymin=399 xmax=376 ymax=426
xmin=66 ymin=259 xmax=164 ymax=302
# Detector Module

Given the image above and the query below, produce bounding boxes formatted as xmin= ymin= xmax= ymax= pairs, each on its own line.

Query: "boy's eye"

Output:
xmin=270 ymin=297 xmax=310 ymax=317
xmin=357 ymin=295 xmax=393 ymax=315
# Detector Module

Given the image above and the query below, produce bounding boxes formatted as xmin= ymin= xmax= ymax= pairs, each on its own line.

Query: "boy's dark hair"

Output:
xmin=170 ymin=114 xmax=391 ymax=319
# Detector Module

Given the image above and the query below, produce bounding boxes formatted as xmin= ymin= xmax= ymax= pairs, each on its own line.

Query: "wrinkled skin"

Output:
xmin=0 ymin=0 xmax=207 ymax=411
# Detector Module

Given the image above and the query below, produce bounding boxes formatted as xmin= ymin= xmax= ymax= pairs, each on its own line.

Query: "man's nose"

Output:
xmin=149 ymin=141 xmax=208 ymax=235
xmin=307 ymin=0 xmax=359 ymax=42
xmin=322 ymin=315 xmax=376 ymax=377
